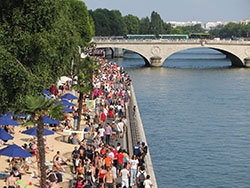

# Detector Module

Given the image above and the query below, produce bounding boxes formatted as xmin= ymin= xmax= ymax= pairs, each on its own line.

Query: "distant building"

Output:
xmin=205 ymin=21 xmax=229 ymax=30
xmin=240 ymin=16 xmax=250 ymax=24
xmin=167 ymin=21 xmax=203 ymax=28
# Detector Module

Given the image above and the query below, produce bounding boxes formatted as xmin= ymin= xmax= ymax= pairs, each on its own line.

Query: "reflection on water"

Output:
xmin=112 ymin=48 xmax=250 ymax=188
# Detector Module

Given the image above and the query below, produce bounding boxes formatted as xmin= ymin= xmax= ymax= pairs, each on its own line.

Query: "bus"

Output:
xmin=159 ymin=34 xmax=189 ymax=40
xmin=126 ymin=34 xmax=157 ymax=40
xmin=189 ymin=33 xmax=210 ymax=39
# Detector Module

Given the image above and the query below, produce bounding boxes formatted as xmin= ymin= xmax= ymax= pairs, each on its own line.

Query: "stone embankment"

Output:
xmin=127 ymin=85 xmax=158 ymax=188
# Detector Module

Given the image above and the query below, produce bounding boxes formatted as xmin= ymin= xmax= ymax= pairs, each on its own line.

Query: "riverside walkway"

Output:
xmin=0 ymin=56 xmax=157 ymax=188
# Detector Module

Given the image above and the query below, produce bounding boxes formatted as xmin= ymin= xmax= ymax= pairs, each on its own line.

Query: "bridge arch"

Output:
xmin=96 ymin=46 xmax=151 ymax=66
xmin=162 ymin=46 xmax=245 ymax=67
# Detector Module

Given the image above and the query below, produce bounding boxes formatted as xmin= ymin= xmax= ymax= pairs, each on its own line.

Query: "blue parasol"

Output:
xmin=0 ymin=115 xmax=19 ymax=126
xmin=22 ymin=126 xmax=54 ymax=136
xmin=0 ymin=144 xmax=32 ymax=157
xmin=63 ymin=107 xmax=74 ymax=113
xmin=43 ymin=90 xmax=52 ymax=95
xmin=0 ymin=128 xmax=14 ymax=141
xmin=59 ymin=93 xmax=78 ymax=100
xmin=61 ymin=100 xmax=76 ymax=107
xmin=43 ymin=115 xmax=60 ymax=124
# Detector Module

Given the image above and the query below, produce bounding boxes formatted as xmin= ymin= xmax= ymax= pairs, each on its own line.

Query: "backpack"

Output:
xmin=138 ymin=171 xmax=145 ymax=183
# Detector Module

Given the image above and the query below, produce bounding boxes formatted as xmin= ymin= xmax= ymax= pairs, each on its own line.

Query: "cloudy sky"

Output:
xmin=83 ymin=0 xmax=250 ymax=23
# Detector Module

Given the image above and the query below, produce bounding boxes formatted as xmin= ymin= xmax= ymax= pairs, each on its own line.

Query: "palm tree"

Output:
xmin=72 ymin=50 xmax=99 ymax=130
xmin=23 ymin=95 xmax=65 ymax=188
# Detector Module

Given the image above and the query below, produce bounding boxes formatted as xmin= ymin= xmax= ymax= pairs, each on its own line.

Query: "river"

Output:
xmin=112 ymin=48 xmax=250 ymax=188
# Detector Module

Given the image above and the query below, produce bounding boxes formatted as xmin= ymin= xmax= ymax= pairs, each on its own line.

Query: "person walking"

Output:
xmin=120 ymin=165 xmax=130 ymax=188
xmin=105 ymin=123 xmax=112 ymax=145
xmin=72 ymin=146 xmax=80 ymax=174
xmin=129 ymin=155 xmax=139 ymax=186
xmin=136 ymin=166 xmax=147 ymax=188
xmin=144 ymin=175 xmax=153 ymax=188
xmin=104 ymin=167 xmax=115 ymax=188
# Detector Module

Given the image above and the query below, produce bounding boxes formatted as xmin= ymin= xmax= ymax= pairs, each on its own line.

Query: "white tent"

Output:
xmin=57 ymin=76 xmax=72 ymax=86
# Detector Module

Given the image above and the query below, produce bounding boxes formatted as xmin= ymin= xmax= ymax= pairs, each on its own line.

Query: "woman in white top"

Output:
xmin=129 ymin=155 xmax=139 ymax=186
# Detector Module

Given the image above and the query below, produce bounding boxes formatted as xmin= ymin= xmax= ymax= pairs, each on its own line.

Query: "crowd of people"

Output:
xmin=3 ymin=56 xmax=154 ymax=188
xmin=64 ymin=58 xmax=153 ymax=188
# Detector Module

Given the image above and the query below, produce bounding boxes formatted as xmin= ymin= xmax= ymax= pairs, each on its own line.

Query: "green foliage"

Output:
xmin=90 ymin=9 xmax=206 ymax=36
xmin=180 ymin=24 xmax=204 ymax=34
xmin=149 ymin=11 xmax=165 ymax=34
xmin=210 ymin=22 xmax=250 ymax=38
xmin=89 ymin=9 xmax=126 ymax=36
xmin=0 ymin=46 xmax=41 ymax=114
xmin=0 ymin=0 xmax=93 ymax=114
xmin=68 ymin=0 xmax=93 ymax=44
xmin=23 ymin=95 xmax=65 ymax=120
xmin=170 ymin=27 xmax=184 ymax=34
xmin=140 ymin=17 xmax=150 ymax=34
xmin=89 ymin=9 xmax=112 ymax=36
xmin=124 ymin=14 xmax=140 ymax=34
xmin=72 ymin=54 xmax=99 ymax=94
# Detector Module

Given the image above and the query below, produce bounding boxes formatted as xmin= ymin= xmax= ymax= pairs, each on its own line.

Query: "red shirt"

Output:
xmin=101 ymin=112 xmax=106 ymax=122
xmin=117 ymin=153 xmax=124 ymax=164
xmin=113 ymin=149 xmax=118 ymax=158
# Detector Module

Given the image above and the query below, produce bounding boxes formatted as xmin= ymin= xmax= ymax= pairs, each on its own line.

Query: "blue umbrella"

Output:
xmin=5 ymin=112 xmax=27 ymax=118
xmin=61 ymin=100 xmax=76 ymax=107
xmin=43 ymin=115 xmax=60 ymax=124
xmin=22 ymin=126 xmax=54 ymax=136
xmin=63 ymin=107 xmax=74 ymax=113
xmin=0 ymin=128 xmax=14 ymax=141
xmin=0 ymin=115 xmax=19 ymax=126
xmin=15 ymin=113 xmax=27 ymax=118
xmin=43 ymin=90 xmax=52 ymax=95
xmin=59 ymin=93 xmax=78 ymax=100
xmin=0 ymin=144 xmax=32 ymax=157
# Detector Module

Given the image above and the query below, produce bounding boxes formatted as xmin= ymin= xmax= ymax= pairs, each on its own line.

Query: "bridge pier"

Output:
xmin=150 ymin=56 xmax=163 ymax=67
xmin=244 ymin=58 xmax=250 ymax=67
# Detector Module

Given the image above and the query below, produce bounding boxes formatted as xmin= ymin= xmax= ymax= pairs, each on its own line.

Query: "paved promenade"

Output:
xmin=0 ymin=56 xmax=155 ymax=188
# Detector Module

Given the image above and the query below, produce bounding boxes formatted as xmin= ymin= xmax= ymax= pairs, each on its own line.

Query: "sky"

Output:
xmin=83 ymin=0 xmax=250 ymax=23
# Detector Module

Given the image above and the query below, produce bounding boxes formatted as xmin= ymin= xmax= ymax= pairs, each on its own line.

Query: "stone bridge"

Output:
xmin=94 ymin=39 xmax=250 ymax=67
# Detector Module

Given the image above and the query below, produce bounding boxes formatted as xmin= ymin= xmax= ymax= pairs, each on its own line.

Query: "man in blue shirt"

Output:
xmin=134 ymin=141 xmax=141 ymax=156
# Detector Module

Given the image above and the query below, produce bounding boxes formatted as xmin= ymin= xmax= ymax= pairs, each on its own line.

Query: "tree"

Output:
xmin=0 ymin=0 xmax=80 ymax=113
xmin=72 ymin=51 xmax=99 ymax=130
xmin=0 ymin=1 xmax=94 ymax=187
xmin=164 ymin=23 xmax=172 ymax=34
xmin=210 ymin=22 xmax=250 ymax=38
xmin=170 ymin=26 xmax=183 ymax=34
xmin=89 ymin=8 xmax=112 ymax=36
xmin=0 ymin=0 xmax=94 ymax=113
xmin=90 ymin=8 xmax=127 ymax=36
xmin=124 ymin=14 xmax=140 ymax=34
xmin=0 ymin=46 xmax=40 ymax=114
xmin=181 ymin=24 xmax=204 ymax=34
xmin=23 ymin=95 xmax=64 ymax=188
xmin=68 ymin=0 xmax=93 ymax=44
xmin=149 ymin=11 xmax=165 ymax=34
xmin=140 ymin=17 xmax=150 ymax=34
xmin=109 ymin=10 xmax=126 ymax=36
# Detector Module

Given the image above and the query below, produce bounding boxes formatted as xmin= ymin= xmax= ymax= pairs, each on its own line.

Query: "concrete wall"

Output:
xmin=129 ymin=84 xmax=158 ymax=188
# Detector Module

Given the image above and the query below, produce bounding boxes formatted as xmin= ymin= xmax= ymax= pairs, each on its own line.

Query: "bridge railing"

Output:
xmin=93 ymin=38 xmax=250 ymax=45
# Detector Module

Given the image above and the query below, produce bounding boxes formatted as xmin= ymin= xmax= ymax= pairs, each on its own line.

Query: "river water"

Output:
xmin=113 ymin=48 xmax=250 ymax=188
